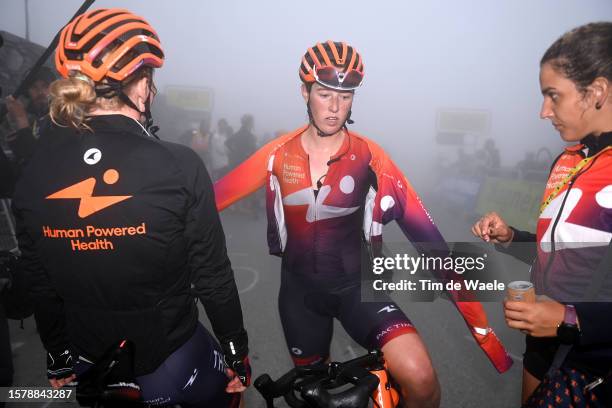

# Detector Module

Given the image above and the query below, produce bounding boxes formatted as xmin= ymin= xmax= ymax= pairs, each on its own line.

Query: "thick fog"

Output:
xmin=2 ymin=4 xmax=612 ymax=404
xmin=1 ymin=0 xmax=611 ymax=191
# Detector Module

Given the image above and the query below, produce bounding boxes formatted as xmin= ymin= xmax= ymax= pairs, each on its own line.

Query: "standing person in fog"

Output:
xmin=2 ymin=67 xmax=56 ymax=195
xmin=11 ymin=8 xmax=250 ymax=407
xmin=473 ymin=22 xmax=612 ymax=407
xmin=215 ymin=40 xmax=513 ymax=407
xmin=209 ymin=118 xmax=232 ymax=180
xmin=226 ymin=114 xmax=258 ymax=215
xmin=226 ymin=114 xmax=257 ymax=169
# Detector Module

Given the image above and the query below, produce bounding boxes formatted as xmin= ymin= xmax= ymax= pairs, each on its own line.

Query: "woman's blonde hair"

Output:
xmin=49 ymin=73 xmax=97 ymax=130
xmin=49 ymin=68 xmax=152 ymax=131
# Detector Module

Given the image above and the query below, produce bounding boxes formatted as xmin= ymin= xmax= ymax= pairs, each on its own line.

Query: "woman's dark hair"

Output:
xmin=541 ymin=22 xmax=612 ymax=92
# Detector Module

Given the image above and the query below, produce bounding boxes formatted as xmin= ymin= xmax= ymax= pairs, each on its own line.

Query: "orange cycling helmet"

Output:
xmin=55 ymin=8 xmax=164 ymax=82
xmin=299 ymin=41 xmax=364 ymax=90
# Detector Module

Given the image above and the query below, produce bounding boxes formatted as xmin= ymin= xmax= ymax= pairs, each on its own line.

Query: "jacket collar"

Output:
xmin=581 ymin=131 xmax=612 ymax=156
xmin=86 ymin=114 xmax=150 ymax=138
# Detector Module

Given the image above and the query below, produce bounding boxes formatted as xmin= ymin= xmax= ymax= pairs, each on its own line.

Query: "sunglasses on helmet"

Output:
xmin=313 ymin=66 xmax=364 ymax=91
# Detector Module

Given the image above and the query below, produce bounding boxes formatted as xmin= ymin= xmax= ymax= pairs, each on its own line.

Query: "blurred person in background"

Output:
xmin=180 ymin=116 xmax=212 ymax=169
xmin=226 ymin=113 xmax=257 ymax=170
xmin=477 ymin=138 xmax=501 ymax=170
xmin=1 ymin=66 xmax=56 ymax=195
xmin=197 ymin=115 xmax=212 ymax=168
xmin=226 ymin=114 xmax=259 ymax=216
xmin=473 ymin=22 xmax=612 ymax=407
xmin=0 ymin=64 xmax=56 ymax=406
xmin=209 ymin=118 xmax=232 ymax=180
xmin=3 ymin=66 xmax=55 ymax=167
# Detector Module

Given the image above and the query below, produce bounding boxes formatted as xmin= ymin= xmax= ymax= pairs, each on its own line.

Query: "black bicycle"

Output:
xmin=254 ymin=349 xmax=400 ymax=408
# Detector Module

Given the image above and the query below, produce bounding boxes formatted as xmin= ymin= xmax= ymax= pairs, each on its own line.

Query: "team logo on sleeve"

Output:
xmin=46 ymin=169 xmax=132 ymax=218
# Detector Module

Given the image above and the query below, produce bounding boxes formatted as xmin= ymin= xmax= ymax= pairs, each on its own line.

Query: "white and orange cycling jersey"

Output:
xmin=215 ymin=125 xmax=513 ymax=373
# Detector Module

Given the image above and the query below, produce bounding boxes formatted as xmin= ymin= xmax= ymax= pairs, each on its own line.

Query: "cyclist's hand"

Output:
xmin=221 ymin=332 xmax=250 ymax=389
xmin=472 ymin=212 xmax=513 ymax=244
xmin=225 ymin=356 xmax=251 ymax=390
xmin=225 ymin=367 xmax=247 ymax=393
xmin=47 ymin=349 xmax=75 ymax=388
xmin=49 ymin=374 xmax=76 ymax=389
xmin=504 ymin=299 xmax=565 ymax=337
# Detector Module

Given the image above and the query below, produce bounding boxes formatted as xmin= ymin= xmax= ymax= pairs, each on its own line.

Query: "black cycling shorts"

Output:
xmin=74 ymin=323 xmax=238 ymax=407
xmin=279 ymin=271 xmax=415 ymax=366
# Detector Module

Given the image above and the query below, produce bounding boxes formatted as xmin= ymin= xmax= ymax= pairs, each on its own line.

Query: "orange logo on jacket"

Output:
xmin=46 ymin=169 xmax=132 ymax=218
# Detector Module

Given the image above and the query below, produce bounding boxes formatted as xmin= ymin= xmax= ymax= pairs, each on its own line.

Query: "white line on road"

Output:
xmin=234 ymin=266 xmax=259 ymax=294
xmin=10 ymin=342 xmax=24 ymax=351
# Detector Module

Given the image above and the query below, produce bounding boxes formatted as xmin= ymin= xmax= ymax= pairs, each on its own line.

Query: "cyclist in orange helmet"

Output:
xmin=215 ymin=40 xmax=512 ymax=407
xmin=12 ymin=8 xmax=249 ymax=407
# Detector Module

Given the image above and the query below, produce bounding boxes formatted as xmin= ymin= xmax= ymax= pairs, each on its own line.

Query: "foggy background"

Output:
xmin=2 ymin=1 xmax=612 ymax=407
xmin=2 ymin=0 xmax=611 ymax=181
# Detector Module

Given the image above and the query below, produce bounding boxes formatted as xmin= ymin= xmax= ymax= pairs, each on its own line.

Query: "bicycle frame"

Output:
xmin=370 ymin=363 xmax=400 ymax=408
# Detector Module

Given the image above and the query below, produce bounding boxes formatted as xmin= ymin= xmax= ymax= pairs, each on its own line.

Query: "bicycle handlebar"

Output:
xmin=254 ymin=350 xmax=385 ymax=408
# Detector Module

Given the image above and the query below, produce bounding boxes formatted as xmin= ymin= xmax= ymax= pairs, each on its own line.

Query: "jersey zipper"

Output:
xmin=306 ymin=154 xmax=319 ymax=273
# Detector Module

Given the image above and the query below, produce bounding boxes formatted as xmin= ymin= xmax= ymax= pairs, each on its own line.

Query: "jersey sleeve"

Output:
xmin=214 ymin=127 xmax=305 ymax=211
xmin=575 ymin=303 xmax=612 ymax=345
xmin=182 ymin=150 xmax=247 ymax=348
xmin=366 ymin=140 xmax=513 ymax=373
xmin=494 ymin=227 xmax=537 ymax=264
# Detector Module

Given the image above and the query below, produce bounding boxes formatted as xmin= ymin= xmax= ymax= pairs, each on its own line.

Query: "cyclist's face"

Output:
xmin=539 ymin=62 xmax=597 ymax=142
xmin=303 ymin=83 xmax=354 ymax=135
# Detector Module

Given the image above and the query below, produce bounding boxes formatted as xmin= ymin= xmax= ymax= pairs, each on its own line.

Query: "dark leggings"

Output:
xmin=75 ymin=323 xmax=238 ymax=407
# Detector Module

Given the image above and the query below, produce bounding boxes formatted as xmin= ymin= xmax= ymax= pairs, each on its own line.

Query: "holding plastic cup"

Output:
xmin=507 ymin=281 xmax=536 ymax=302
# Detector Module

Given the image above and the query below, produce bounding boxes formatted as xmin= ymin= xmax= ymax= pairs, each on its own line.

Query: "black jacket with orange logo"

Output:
xmin=12 ymin=115 xmax=246 ymax=375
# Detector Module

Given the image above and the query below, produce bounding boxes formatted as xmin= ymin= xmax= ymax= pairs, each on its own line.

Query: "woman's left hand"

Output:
xmin=225 ymin=369 xmax=247 ymax=393
xmin=49 ymin=374 xmax=76 ymax=389
xmin=504 ymin=299 xmax=565 ymax=337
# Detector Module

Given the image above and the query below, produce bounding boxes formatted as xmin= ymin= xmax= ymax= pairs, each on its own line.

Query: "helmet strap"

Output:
xmin=143 ymin=94 xmax=159 ymax=138
xmin=96 ymin=75 xmax=160 ymax=139
xmin=116 ymin=87 xmax=160 ymax=139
